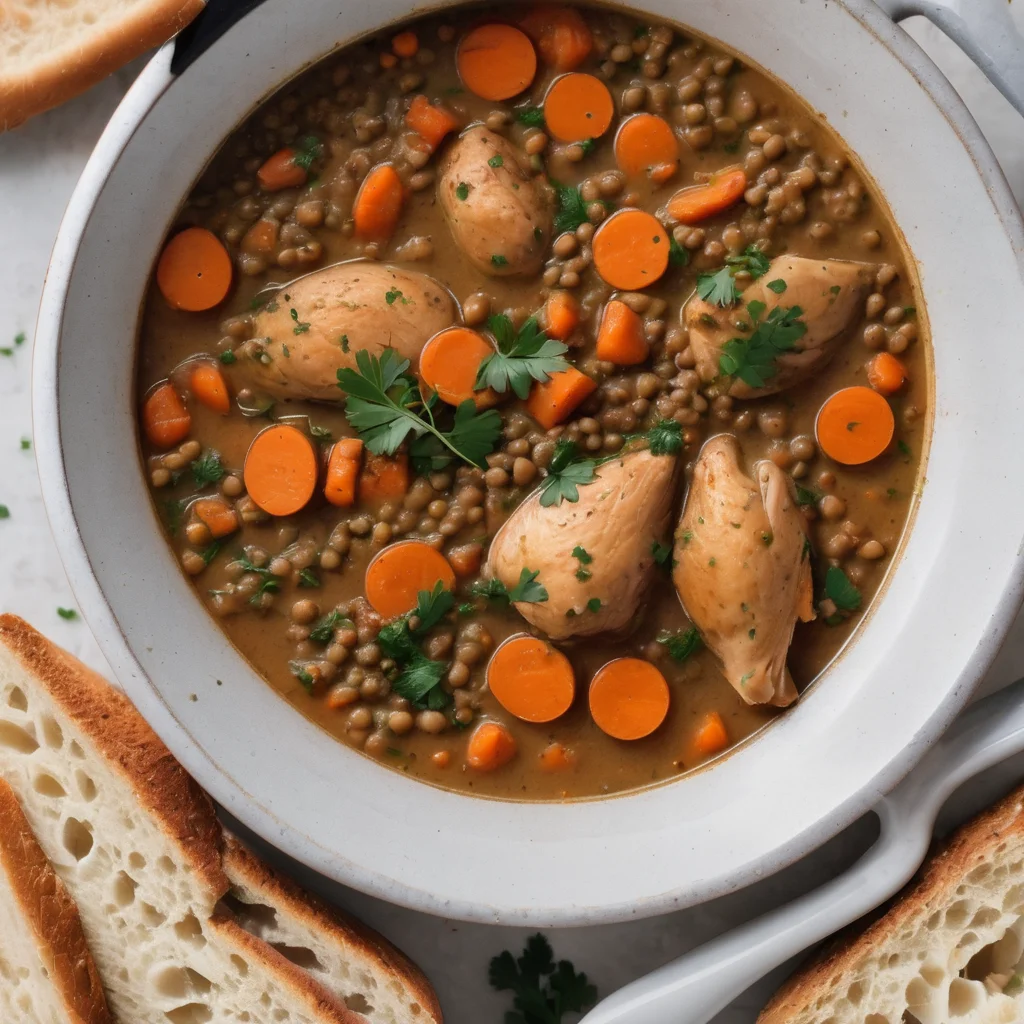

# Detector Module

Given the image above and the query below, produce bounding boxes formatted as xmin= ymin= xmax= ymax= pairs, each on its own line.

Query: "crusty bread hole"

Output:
xmin=6 ymin=686 xmax=27 ymax=710
xmin=0 ymin=719 xmax=38 ymax=753
xmin=62 ymin=816 xmax=93 ymax=860
xmin=164 ymin=1003 xmax=213 ymax=1023
xmin=32 ymin=771 xmax=66 ymax=797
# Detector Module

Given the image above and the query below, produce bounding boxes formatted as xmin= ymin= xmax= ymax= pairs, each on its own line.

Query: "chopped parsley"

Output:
xmin=794 ymin=484 xmax=821 ymax=506
xmin=455 ymin=181 xmax=470 ymax=200
xmin=488 ymin=154 xmax=504 ymax=168
xmin=56 ymin=607 xmax=79 ymax=621
xmin=515 ymin=105 xmax=545 ymax=127
xmin=292 ymin=134 xmax=323 ymax=171
xmin=19 ymin=437 xmax=30 ymax=451
xmin=647 ymin=418 xmax=683 ymax=455
xmin=309 ymin=424 xmax=333 ymax=443
xmin=201 ymin=541 xmax=222 ymax=566
xmin=491 ymin=254 xmax=509 ymax=267
xmin=476 ymin=315 xmax=570 ymax=400
xmin=718 ymin=301 xmax=807 ymax=388
xmin=14 ymin=332 xmax=25 ymax=346
xmin=578 ymin=138 xmax=596 ymax=157
xmin=898 ymin=439 xmax=912 ymax=461
xmin=471 ymin=568 xmax=548 ymax=606
xmin=290 ymin=308 xmax=311 ymax=334
xmin=191 ymin=451 xmax=225 ymax=487
xmin=586 ymin=597 xmax=602 ymax=613
xmin=571 ymin=545 xmax=593 ymax=581
xmin=219 ymin=350 xmax=237 ymax=365
xmin=766 ymin=278 xmax=787 ymax=294
xmin=385 ymin=288 xmax=410 ymax=305
xmin=657 ymin=627 xmax=703 ymax=663
xmin=697 ymin=245 xmax=771 ymax=307
xmin=825 ymin=565 xmax=861 ymax=612
xmin=651 ymin=540 xmax=675 ymax=569
xmin=290 ymin=663 xmax=315 ymax=692
xmin=309 ymin=609 xmax=352 ymax=645
xmin=551 ymin=180 xmax=589 ymax=234
xmin=297 ymin=568 xmax=320 ymax=588
xmin=668 ymin=235 xmax=689 ymax=267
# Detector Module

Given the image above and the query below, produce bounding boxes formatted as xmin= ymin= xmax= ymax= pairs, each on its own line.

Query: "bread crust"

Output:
xmin=0 ymin=614 xmax=228 ymax=903
xmin=0 ymin=776 xmax=111 ymax=1024
xmin=224 ymin=834 xmax=444 ymax=1023
xmin=759 ymin=783 xmax=1024 ymax=1023
xmin=0 ymin=0 xmax=205 ymax=131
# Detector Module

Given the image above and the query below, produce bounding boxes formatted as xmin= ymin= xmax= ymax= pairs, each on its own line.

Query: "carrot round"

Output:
xmin=519 ymin=6 xmax=593 ymax=71
xmin=866 ymin=352 xmax=908 ymax=396
xmin=689 ymin=710 xmax=729 ymax=760
xmin=544 ymin=291 xmax=579 ymax=341
xmin=667 ymin=167 xmax=747 ymax=225
xmin=466 ymin=721 xmax=517 ymax=771
xmin=392 ymin=30 xmax=419 ymax=58
xmin=592 ymin=209 xmax=670 ymax=290
xmin=156 ymin=228 xmax=232 ymax=312
xmin=596 ymin=299 xmax=648 ymax=366
xmin=524 ymin=366 xmax=597 ymax=429
xmin=543 ymin=73 xmax=614 ymax=143
xmin=365 ymin=541 xmax=456 ymax=619
xmin=419 ymin=327 xmax=496 ymax=407
xmin=457 ymin=24 xmax=537 ymax=101
xmin=243 ymin=424 xmax=318 ymax=517
xmin=404 ymin=95 xmax=460 ymax=153
xmin=142 ymin=383 xmax=191 ymax=449
xmin=324 ymin=438 xmax=364 ymax=507
xmin=192 ymin=497 xmax=239 ymax=539
xmin=815 ymin=386 xmax=895 ymax=466
xmin=353 ymin=164 xmax=405 ymax=242
xmin=589 ymin=658 xmax=670 ymax=741
xmin=486 ymin=635 xmax=575 ymax=724
xmin=539 ymin=742 xmax=576 ymax=772
xmin=257 ymin=147 xmax=308 ymax=192
xmin=615 ymin=113 xmax=679 ymax=183
xmin=359 ymin=451 xmax=410 ymax=504
xmin=241 ymin=218 xmax=279 ymax=254
xmin=190 ymin=361 xmax=230 ymax=414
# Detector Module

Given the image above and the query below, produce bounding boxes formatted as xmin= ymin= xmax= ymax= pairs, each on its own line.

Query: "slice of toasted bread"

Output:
xmin=759 ymin=783 xmax=1024 ymax=1024
xmin=0 ymin=775 xmax=111 ymax=1024
xmin=224 ymin=835 xmax=444 ymax=1024
xmin=0 ymin=0 xmax=204 ymax=131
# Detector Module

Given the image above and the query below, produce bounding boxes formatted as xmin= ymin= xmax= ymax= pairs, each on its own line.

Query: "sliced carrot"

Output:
xmin=543 ymin=73 xmax=614 ymax=143
xmin=353 ymin=164 xmax=405 ymax=242
xmin=447 ymin=542 xmax=483 ymax=578
xmin=815 ymin=386 xmax=895 ymax=466
xmin=419 ymin=327 xmax=496 ymax=407
xmin=486 ymin=635 xmax=575 ymax=724
xmin=156 ymin=228 xmax=233 ymax=312
xmin=243 ymin=424 xmax=318 ymax=517
xmin=667 ymin=167 xmax=747 ymax=224
xmin=525 ymin=366 xmax=597 ymax=429
xmin=404 ymin=94 xmax=460 ymax=153
xmin=380 ymin=52 xmax=398 ymax=69
xmin=519 ymin=6 xmax=593 ymax=71
xmin=539 ymin=742 xmax=576 ymax=772
xmin=324 ymin=438 xmax=364 ymax=507
xmin=544 ymin=291 xmax=579 ymax=341
xmin=257 ymin=148 xmax=308 ymax=192
xmin=689 ymin=710 xmax=729 ymax=760
xmin=365 ymin=540 xmax=456 ymax=619
xmin=866 ymin=352 xmax=908 ymax=396
xmin=592 ymin=209 xmax=670 ymax=290
xmin=615 ymin=113 xmax=679 ymax=183
xmin=457 ymin=24 xmax=537 ymax=101
xmin=192 ymin=497 xmax=239 ymax=539
xmin=596 ymin=300 xmax=648 ymax=366
xmin=589 ymin=658 xmax=670 ymax=741
xmin=241 ymin=218 xmax=279 ymax=254
xmin=359 ymin=451 xmax=410 ymax=504
xmin=142 ymin=383 xmax=191 ymax=449
xmin=392 ymin=30 xmax=419 ymax=58
xmin=466 ymin=721 xmax=518 ymax=771
xmin=189 ymin=361 xmax=231 ymax=414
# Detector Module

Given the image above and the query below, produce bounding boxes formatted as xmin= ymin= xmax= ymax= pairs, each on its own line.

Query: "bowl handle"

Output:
xmin=579 ymin=677 xmax=1024 ymax=1024
xmin=875 ymin=0 xmax=1024 ymax=117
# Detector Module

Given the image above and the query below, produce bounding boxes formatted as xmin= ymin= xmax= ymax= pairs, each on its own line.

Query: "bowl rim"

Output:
xmin=32 ymin=0 xmax=1024 ymax=925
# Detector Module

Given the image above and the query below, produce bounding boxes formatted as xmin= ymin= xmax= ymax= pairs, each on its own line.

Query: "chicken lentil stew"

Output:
xmin=137 ymin=3 xmax=928 ymax=800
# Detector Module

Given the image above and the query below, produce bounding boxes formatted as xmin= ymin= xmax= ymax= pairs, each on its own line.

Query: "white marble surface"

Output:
xmin=1 ymin=13 xmax=1023 ymax=1022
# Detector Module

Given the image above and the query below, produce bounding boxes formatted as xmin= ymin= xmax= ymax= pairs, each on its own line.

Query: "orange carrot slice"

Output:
xmin=525 ymin=366 xmax=596 ymax=429
xmin=815 ymin=386 xmax=895 ymax=466
xmin=243 ymin=424 xmax=318 ymax=517
xmin=544 ymin=291 xmax=580 ymax=341
xmin=466 ymin=721 xmax=517 ymax=771
xmin=615 ymin=113 xmax=679 ymax=183
xmin=596 ymin=299 xmax=648 ymax=365
xmin=353 ymin=164 xmax=405 ymax=243
xmin=667 ymin=167 xmax=747 ymax=224
xmin=457 ymin=24 xmax=537 ymax=101
xmin=190 ymin=361 xmax=231 ymax=414
xmin=543 ymin=72 xmax=614 ymax=142
xmin=866 ymin=352 xmax=908 ymax=396
xmin=689 ymin=710 xmax=729 ymax=759
xmin=142 ymin=383 xmax=191 ymax=449
xmin=486 ymin=635 xmax=575 ymax=723
xmin=589 ymin=657 xmax=670 ymax=740
xmin=380 ymin=52 xmax=398 ymax=69
xmin=447 ymin=542 xmax=483 ymax=578
xmin=365 ymin=540 xmax=456 ymax=619
xmin=324 ymin=438 xmax=364 ymax=507
xmin=192 ymin=497 xmax=239 ymax=539
xmin=359 ymin=451 xmax=410 ymax=505
xmin=419 ymin=327 xmax=496 ymax=407
xmin=404 ymin=95 xmax=460 ymax=153
xmin=519 ymin=6 xmax=593 ymax=71
xmin=257 ymin=148 xmax=308 ymax=192
xmin=241 ymin=218 xmax=279 ymax=254
xmin=392 ymin=30 xmax=419 ymax=58
xmin=156 ymin=228 xmax=232 ymax=312
xmin=592 ymin=209 xmax=670 ymax=290
xmin=539 ymin=741 xmax=576 ymax=771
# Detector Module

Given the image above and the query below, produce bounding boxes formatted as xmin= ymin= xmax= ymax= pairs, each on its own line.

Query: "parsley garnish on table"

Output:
xmin=718 ymin=300 xmax=807 ymax=388
xmin=489 ymin=934 xmax=597 ymax=1024
xmin=475 ymin=315 xmax=569 ymax=399
xmin=57 ymin=607 xmax=79 ymax=622
xmin=697 ymin=245 xmax=771 ymax=307
xmin=471 ymin=568 xmax=548 ymax=606
xmin=338 ymin=349 xmax=501 ymax=469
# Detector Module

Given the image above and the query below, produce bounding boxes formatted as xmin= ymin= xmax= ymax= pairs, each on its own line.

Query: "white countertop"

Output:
xmin=1 ymin=15 xmax=1023 ymax=1022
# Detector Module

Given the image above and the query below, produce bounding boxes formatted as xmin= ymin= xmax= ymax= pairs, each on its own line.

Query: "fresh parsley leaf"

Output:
xmin=309 ymin=424 xmax=333 ymax=443
xmin=201 ymin=541 xmax=222 ymax=566
xmin=578 ymin=138 xmax=596 ymax=156
xmin=0 ymin=348 xmax=13 ymax=357
xmin=668 ymin=235 xmax=689 ymax=267
xmin=898 ymin=439 xmax=911 ymax=460
xmin=57 ymin=607 xmax=78 ymax=621
xmin=696 ymin=266 xmax=739 ymax=307
xmin=292 ymin=135 xmax=323 ymax=171
xmin=297 ymin=568 xmax=320 ymax=588
xmin=476 ymin=315 xmax=570 ymax=400
xmin=719 ymin=303 xmax=807 ymax=388
xmin=647 ymin=418 xmax=683 ymax=455
xmin=19 ymin=437 xmax=30 ymax=450
xmin=726 ymin=244 xmax=771 ymax=279
xmin=309 ymin=609 xmax=349 ymax=645
xmin=249 ymin=576 xmax=280 ymax=604
xmin=571 ymin=545 xmax=592 ymax=564
xmin=794 ymin=484 xmax=821 ymax=506
xmin=516 ymin=105 xmax=545 ymax=127
xmin=490 ymin=934 xmax=597 ymax=1024
xmin=657 ymin=627 xmax=703 ymax=662
xmin=385 ymin=288 xmax=409 ymax=305
xmin=412 ymin=581 xmax=456 ymax=633
xmin=488 ymin=154 xmax=504 ymax=168
xmin=825 ymin=566 xmax=861 ymax=612
xmin=551 ymin=180 xmax=589 ymax=234
xmin=220 ymin=350 xmax=237 ymax=365
xmin=471 ymin=568 xmax=548 ymax=606
xmin=0 ymin=504 xmax=10 ymax=519
xmin=766 ymin=278 xmax=787 ymax=294
xmin=455 ymin=181 xmax=470 ymax=200
xmin=538 ymin=440 xmax=596 ymax=507
xmin=290 ymin=307 xmax=310 ymax=334
xmin=290 ymin=662 xmax=315 ymax=692
xmin=651 ymin=540 xmax=674 ymax=568
xmin=14 ymin=332 xmax=25 ymax=346
xmin=586 ymin=597 xmax=602 ymax=613
xmin=491 ymin=254 xmax=509 ymax=267
xmin=391 ymin=652 xmax=448 ymax=706
xmin=191 ymin=451 xmax=225 ymax=487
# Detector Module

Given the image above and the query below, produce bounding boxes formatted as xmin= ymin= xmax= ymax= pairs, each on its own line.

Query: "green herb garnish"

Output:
xmin=488 ymin=154 xmax=504 ymax=168
xmin=56 ymin=607 xmax=78 ymax=621
xmin=220 ymin=350 xmax=237 ymax=365
xmin=290 ymin=308 xmax=310 ymax=334
xmin=516 ymin=106 xmax=545 ymax=127
xmin=657 ymin=627 xmax=703 ymax=663
xmin=471 ymin=568 xmax=548 ymax=606
xmin=292 ymin=135 xmax=323 ymax=171
xmin=825 ymin=565 xmax=861 ymax=612
xmin=718 ymin=302 xmax=807 ymax=388
xmin=455 ymin=181 xmax=470 ymax=200
xmin=538 ymin=439 xmax=597 ymax=508
xmin=490 ymin=934 xmax=596 ymax=1024
xmin=668 ymin=235 xmax=689 ymax=267
xmin=191 ymin=450 xmax=225 ymax=487
xmin=697 ymin=245 xmax=771 ymax=307
xmin=571 ymin=545 xmax=592 ymax=581
xmin=475 ymin=315 xmax=570 ymax=400
xmin=491 ymin=254 xmax=509 ymax=267
xmin=651 ymin=540 xmax=675 ymax=569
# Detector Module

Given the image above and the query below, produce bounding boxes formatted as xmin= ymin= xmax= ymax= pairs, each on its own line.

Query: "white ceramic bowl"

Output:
xmin=33 ymin=0 xmax=1024 ymax=925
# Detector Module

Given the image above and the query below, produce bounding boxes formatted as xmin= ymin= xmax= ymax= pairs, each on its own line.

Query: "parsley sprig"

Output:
xmin=292 ymin=135 xmax=323 ymax=171
xmin=476 ymin=315 xmax=570 ymax=400
xmin=233 ymin=554 xmax=280 ymax=605
xmin=825 ymin=566 xmax=861 ymax=612
xmin=471 ymin=568 xmax=548 ymax=606
xmin=191 ymin=450 xmax=225 ymax=488
xmin=696 ymin=245 xmax=771 ymax=307
xmin=718 ymin=300 xmax=807 ymax=388
xmin=338 ymin=349 xmax=501 ymax=469
xmin=550 ymin=180 xmax=615 ymax=234
xmin=657 ymin=627 xmax=703 ymax=662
